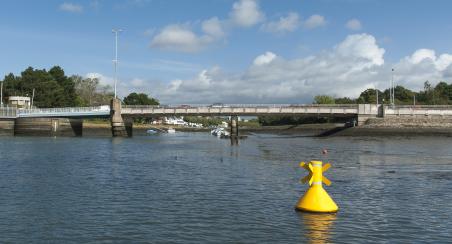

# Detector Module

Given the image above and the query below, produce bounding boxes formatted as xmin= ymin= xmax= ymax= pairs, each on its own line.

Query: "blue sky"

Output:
xmin=1 ymin=0 xmax=452 ymax=103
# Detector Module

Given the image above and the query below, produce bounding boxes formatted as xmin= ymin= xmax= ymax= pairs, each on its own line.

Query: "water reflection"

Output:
xmin=298 ymin=212 xmax=337 ymax=244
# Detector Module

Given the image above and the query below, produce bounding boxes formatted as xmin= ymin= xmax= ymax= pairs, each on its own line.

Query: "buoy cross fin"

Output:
xmin=299 ymin=161 xmax=314 ymax=185
xmin=322 ymin=163 xmax=331 ymax=172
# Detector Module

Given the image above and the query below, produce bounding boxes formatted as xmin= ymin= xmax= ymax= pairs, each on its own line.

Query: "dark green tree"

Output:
xmin=1 ymin=66 xmax=79 ymax=107
xmin=123 ymin=92 xmax=159 ymax=105
xmin=313 ymin=95 xmax=335 ymax=104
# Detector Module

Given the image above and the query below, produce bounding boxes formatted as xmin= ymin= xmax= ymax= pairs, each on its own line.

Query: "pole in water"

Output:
xmin=295 ymin=160 xmax=338 ymax=213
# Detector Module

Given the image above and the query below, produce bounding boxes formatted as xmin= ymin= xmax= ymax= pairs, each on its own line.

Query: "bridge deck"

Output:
xmin=121 ymin=105 xmax=359 ymax=117
xmin=3 ymin=104 xmax=452 ymax=119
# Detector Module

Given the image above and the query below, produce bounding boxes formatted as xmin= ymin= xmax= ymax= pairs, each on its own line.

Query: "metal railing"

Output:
xmin=17 ymin=106 xmax=110 ymax=117
xmin=0 ymin=107 xmax=17 ymax=118
xmin=122 ymin=104 xmax=359 ymax=109
xmin=18 ymin=106 xmax=109 ymax=114
xmin=387 ymin=105 xmax=452 ymax=109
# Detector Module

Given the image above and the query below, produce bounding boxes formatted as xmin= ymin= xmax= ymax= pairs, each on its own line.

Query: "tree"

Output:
xmin=123 ymin=93 xmax=159 ymax=105
xmin=357 ymin=89 xmax=384 ymax=104
xmin=73 ymin=75 xmax=114 ymax=106
xmin=313 ymin=95 xmax=335 ymax=104
xmin=73 ymin=75 xmax=99 ymax=106
xmin=334 ymin=97 xmax=356 ymax=104
xmin=49 ymin=66 xmax=77 ymax=106
xmin=1 ymin=66 xmax=80 ymax=108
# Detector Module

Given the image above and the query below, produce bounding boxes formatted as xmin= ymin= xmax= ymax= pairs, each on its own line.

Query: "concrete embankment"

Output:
xmin=0 ymin=119 xmax=14 ymax=136
xmin=332 ymin=117 xmax=452 ymax=136
xmin=3 ymin=118 xmax=452 ymax=137
xmin=14 ymin=118 xmax=83 ymax=136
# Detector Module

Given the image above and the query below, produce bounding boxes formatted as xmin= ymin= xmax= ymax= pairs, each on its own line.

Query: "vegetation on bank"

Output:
xmin=183 ymin=116 xmax=224 ymax=127
xmin=0 ymin=66 xmax=159 ymax=108
xmin=259 ymin=80 xmax=452 ymax=125
xmin=315 ymin=81 xmax=452 ymax=105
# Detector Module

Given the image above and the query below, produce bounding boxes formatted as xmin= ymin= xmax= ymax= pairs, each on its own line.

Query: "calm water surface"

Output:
xmin=0 ymin=133 xmax=451 ymax=243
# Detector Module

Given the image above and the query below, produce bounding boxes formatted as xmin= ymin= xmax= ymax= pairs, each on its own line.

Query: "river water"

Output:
xmin=0 ymin=133 xmax=451 ymax=243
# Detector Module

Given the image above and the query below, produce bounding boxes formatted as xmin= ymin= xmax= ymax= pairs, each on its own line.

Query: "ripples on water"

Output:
xmin=0 ymin=133 xmax=451 ymax=243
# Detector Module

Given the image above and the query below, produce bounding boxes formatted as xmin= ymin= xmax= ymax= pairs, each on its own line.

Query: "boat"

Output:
xmin=166 ymin=127 xmax=176 ymax=133
xmin=210 ymin=127 xmax=230 ymax=138
xmin=146 ymin=129 xmax=158 ymax=134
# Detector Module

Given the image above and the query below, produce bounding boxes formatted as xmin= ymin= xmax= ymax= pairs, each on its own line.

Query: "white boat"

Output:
xmin=211 ymin=127 xmax=230 ymax=138
xmin=166 ymin=128 xmax=176 ymax=133
xmin=146 ymin=129 xmax=158 ymax=134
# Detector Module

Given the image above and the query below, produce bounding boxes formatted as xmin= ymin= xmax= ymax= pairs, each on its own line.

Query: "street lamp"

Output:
xmin=391 ymin=68 xmax=395 ymax=106
xmin=112 ymin=28 xmax=123 ymax=99
xmin=0 ymin=80 xmax=3 ymax=107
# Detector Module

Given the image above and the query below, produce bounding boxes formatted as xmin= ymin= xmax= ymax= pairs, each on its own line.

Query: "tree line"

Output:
xmin=259 ymin=80 xmax=452 ymax=126
xmin=0 ymin=66 xmax=159 ymax=108
xmin=314 ymin=81 xmax=452 ymax=105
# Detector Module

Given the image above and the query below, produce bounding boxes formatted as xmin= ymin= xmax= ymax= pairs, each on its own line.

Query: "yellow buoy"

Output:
xmin=295 ymin=160 xmax=338 ymax=213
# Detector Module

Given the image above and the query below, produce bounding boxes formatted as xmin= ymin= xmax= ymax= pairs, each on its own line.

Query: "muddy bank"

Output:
xmin=82 ymin=122 xmax=452 ymax=137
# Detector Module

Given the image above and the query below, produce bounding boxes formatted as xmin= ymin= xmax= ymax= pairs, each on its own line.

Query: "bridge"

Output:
xmin=2 ymin=100 xmax=452 ymax=137
xmin=120 ymin=104 xmax=360 ymax=117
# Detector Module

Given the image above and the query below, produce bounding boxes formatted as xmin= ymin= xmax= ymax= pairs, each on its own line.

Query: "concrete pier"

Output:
xmin=110 ymin=98 xmax=132 ymax=137
xmin=0 ymin=119 xmax=15 ymax=136
xmin=14 ymin=118 xmax=83 ymax=136
xmin=230 ymin=115 xmax=239 ymax=144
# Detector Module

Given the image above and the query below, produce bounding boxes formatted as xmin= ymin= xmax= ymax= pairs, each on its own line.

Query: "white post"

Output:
xmin=376 ymin=88 xmax=378 ymax=106
xmin=112 ymin=28 xmax=123 ymax=99
xmin=0 ymin=81 xmax=3 ymax=107
xmin=31 ymin=88 xmax=35 ymax=108
xmin=391 ymin=68 xmax=395 ymax=106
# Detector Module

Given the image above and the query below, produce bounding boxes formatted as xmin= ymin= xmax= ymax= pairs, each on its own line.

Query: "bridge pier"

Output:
xmin=230 ymin=115 xmax=239 ymax=144
xmin=110 ymin=98 xmax=131 ymax=137
xmin=14 ymin=118 xmax=82 ymax=136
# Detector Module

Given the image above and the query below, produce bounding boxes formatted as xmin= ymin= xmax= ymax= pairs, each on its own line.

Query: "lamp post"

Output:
xmin=0 ymin=80 xmax=3 ymax=107
xmin=391 ymin=68 xmax=395 ymax=106
xmin=112 ymin=28 xmax=123 ymax=99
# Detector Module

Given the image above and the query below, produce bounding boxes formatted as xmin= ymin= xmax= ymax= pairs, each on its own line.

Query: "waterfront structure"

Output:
xmin=8 ymin=96 xmax=31 ymax=109
xmin=2 ymin=102 xmax=452 ymax=136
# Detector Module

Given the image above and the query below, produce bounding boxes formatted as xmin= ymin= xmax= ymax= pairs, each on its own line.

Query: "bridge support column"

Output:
xmin=111 ymin=98 xmax=130 ymax=137
xmin=230 ymin=115 xmax=239 ymax=144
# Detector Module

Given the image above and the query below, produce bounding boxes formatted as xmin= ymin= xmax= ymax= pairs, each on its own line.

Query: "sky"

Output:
xmin=1 ymin=0 xmax=452 ymax=104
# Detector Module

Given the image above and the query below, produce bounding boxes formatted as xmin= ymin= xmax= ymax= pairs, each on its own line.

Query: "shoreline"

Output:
xmin=83 ymin=122 xmax=452 ymax=137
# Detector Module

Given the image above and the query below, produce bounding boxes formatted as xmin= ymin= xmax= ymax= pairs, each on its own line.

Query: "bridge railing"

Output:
xmin=122 ymin=104 xmax=359 ymax=109
xmin=0 ymin=107 xmax=17 ymax=118
xmin=388 ymin=105 xmax=452 ymax=109
xmin=17 ymin=106 xmax=110 ymax=116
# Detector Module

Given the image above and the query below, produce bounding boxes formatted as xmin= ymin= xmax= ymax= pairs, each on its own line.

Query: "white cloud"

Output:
xmin=345 ymin=19 xmax=362 ymax=31
xmin=143 ymin=33 xmax=452 ymax=104
xmin=59 ymin=2 xmax=83 ymax=13
xmin=230 ymin=0 xmax=265 ymax=27
xmin=336 ymin=33 xmax=385 ymax=67
xmin=130 ymin=78 xmax=145 ymax=87
xmin=261 ymin=12 xmax=300 ymax=34
xmin=85 ymin=73 xmax=114 ymax=88
xmin=405 ymin=49 xmax=452 ymax=71
xmin=303 ymin=15 xmax=326 ymax=29
xmin=253 ymin=52 xmax=277 ymax=66
xmin=202 ymin=17 xmax=225 ymax=38
xmin=150 ymin=24 xmax=214 ymax=53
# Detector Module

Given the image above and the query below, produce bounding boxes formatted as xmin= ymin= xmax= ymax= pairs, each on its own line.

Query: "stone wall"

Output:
xmin=14 ymin=118 xmax=83 ymax=136
xmin=0 ymin=119 xmax=15 ymax=136
xmin=363 ymin=117 xmax=452 ymax=128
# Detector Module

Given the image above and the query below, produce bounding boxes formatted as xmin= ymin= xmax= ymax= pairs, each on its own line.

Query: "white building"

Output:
xmin=8 ymin=96 xmax=31 ymax=109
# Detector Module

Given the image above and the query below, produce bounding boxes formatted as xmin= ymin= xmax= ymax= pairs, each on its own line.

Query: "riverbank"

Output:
xmin=9 ymin=120 xmax=452 ymax=137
